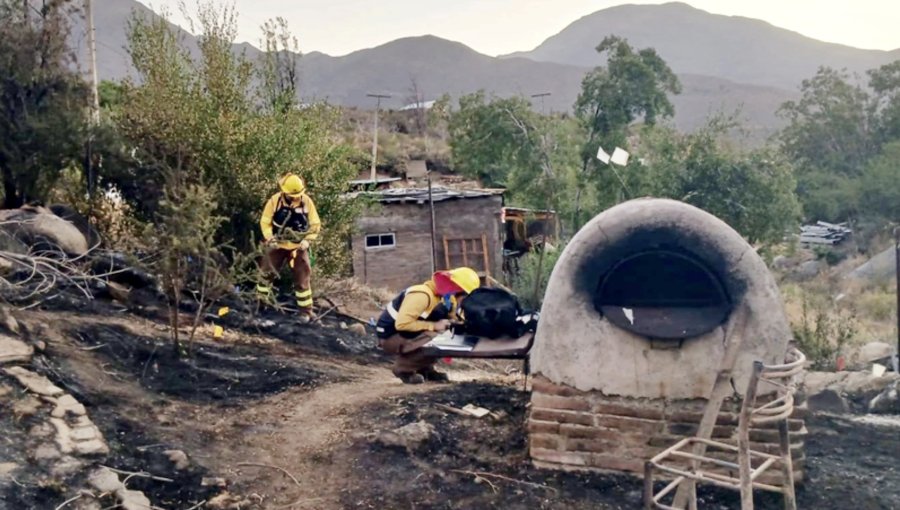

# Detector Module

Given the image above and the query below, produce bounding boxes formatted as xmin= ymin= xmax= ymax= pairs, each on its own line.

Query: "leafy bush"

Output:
xmin=792 ymin=298 xmax=857 ymax=370
xmin=509 ymin=244 xmax=565 ymax=310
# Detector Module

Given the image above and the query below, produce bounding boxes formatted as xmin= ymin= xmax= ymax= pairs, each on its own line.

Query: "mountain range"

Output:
xmin=68 ymin=1 xmax=900 ymax=140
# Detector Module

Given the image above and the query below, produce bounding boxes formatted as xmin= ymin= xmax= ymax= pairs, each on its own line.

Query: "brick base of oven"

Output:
xmin=528 ymin=375 xmax=806 ymax=485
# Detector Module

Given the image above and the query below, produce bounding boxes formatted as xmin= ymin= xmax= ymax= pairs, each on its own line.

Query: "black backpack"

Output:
xmin=459 ymin=287 xmax=534 ymax=339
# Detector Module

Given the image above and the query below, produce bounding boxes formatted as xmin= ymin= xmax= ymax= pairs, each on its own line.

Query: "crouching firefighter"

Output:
xmin=257 ymin=173 xmax=321 ymax=323
xmin=376 ymin=267 xmax=480 ymax=384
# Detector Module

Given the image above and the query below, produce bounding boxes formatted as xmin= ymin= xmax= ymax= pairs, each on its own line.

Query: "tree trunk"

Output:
xmin=0 ymin=162 xmax=23 ymax=209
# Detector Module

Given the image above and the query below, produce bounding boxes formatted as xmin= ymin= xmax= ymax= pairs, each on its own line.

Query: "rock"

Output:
xmin=50 ymin=456 xmax=84 ymax=477
xmin=0 ymin=384 xmax=12 ymax=399
xmin=119 ymin=489 xmax=153 ymax=510
xmin=12 ymin=395 xmax=43 ymax=418
xmin=771 ymin=255 xmax=789 ymax=270
xmin=89 ymin=468 xmax=153 ymax=510
xmin=0 ymin=333 xmax=34 ymax=364
xmin=29 ymin=422 xmax=54 ymax=438
xmin=88 ymin=467 xmax=122 ymax=493
xmin=50 ymin=394 xmax=87 ymax=418
xmin=74 ymin=438 xmax=110 ymax=456
xmin=70 ymin=425 xmax=100 ymax=442
xmin=806 ymin=388 xmax=850 ymax=414
xmin=851 ymin=342 xmax=895 ymax=366
xmin=48 ymin=204 xmax=100 ymax=246
xmin=348 ymin=323 xmax=367 ymax=335
xmin=792 ymin=260 xmax=822 ymax=280
xmin=0 ymin=462 xmax=18 ymax=476
xmin=164 ymin=449 xmax=190 ymax=470
xmin=201 ymin=477 xmax=227 ymax=488
xmin=802 ymin=371 xmax=849 ymax=397
xmin=869 ymin=381 xmax=900 ymax=414
xmin=3 ymin=366 xmax=64 ymax=396
xmin=207 ymin=492 xmax=251 ymax=510
xmin=33 ymin=443 xmax=62 ymax=461
xmin=847 ymin=246 xmax=896 ymax=282
xmin=0 ymin=206 xmax=88 ymax=256
xmin=377 ymin=420 xmax=435 ymax=448
xmin=0 ymin=306 xmax=20 ymax=335
xmin=339 ymin=321 xmax=348 ymax=330
xmin=843 ymin=371 xmax=899 ymax=397
xmin=50 ymin=417 xmax=75 ymax=454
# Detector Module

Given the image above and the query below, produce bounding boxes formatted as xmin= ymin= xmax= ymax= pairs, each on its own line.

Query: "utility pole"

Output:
xmin=366 ymin=93 xmax=391 ymax=182
xmin=531 ymin=92 xmax=551 ymax=115
xmin=85 ymin=0 xmax=100 ymax=123
xmin=895 ymin=226 xmax=900 ymax=372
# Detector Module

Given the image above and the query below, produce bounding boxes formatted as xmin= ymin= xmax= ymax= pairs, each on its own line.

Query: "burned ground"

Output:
xmin=3 ymin=299 xmax=900 ymax=510
xmin=68 ymin=323 xmax=336 ymax=402
xmin=340 ymin=383 xmax=900 ymax=510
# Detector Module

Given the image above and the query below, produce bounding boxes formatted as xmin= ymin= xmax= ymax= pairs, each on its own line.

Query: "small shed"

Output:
xmin=351 ymin=187 xmax=504 ymax=290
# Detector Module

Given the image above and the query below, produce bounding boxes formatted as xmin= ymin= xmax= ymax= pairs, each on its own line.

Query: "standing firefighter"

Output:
xmin=376 ymin=267 xmax=480 ymax=384
xmin=257 ymin=173 xmax=321 ymax=322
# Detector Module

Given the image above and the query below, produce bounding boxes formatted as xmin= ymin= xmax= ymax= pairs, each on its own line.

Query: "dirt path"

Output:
xmin=211 ymin=362 xmax=503 ymax=509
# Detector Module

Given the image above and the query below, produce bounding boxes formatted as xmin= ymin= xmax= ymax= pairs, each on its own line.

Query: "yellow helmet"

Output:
xmin=278 ymin=174 xmax=306 ymax=195
xmin=447 ymin=267 xmax=480 ymax=294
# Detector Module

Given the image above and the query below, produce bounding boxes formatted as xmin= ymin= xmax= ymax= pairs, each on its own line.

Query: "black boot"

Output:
xmin=419 ymin=367 xmax=449 ymax=382
xmin=396 ymin=372 xmax=425 ymax=385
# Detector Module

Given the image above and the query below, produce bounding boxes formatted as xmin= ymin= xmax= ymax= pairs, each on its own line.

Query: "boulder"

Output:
xmin=868 ymin=381 xmax=900 ymax=414
xmin=48 ymin=204 xmax=100 ymax=247
xmin=806 ymin=388 xmax=850 ymax=414
xmin=0 ymin=206 xmax=88 ymax=256
xmin=0 ymin=333 xmax=33 ymax=364
xmin=792 ymin=260 xmax=822 ymax=281
xmin=847 ymin=246 xmax=896 ymax=282
xmin=850 ymin=342 xmax=896 ymax=367
xmin=377 ymin=420 xmax=435 ymax=448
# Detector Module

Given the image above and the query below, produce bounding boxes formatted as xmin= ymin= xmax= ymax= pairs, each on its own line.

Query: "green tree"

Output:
xmin=638 ymin=118 xmax=801 ymax=246
xmin=857 ymin=140 xmax=900 ymax=222
xmin=868 ymin=60 xmax=900 ymax=145
xmin=777 ymin=67 xmax=874 ymax=221
xmin=448 ymin=91 xmax=539 ymax=187
xmin=572 ymin=36 xmax=681 ymax=229
xmin=0 ymin=0 xmax=89 ymax=208
xmin=109 ymin=2 xmax=359 ymax=274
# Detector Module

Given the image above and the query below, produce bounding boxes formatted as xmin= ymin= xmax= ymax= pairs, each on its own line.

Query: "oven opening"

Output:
xmin=593 ymin=249 xmax=732 ymax=339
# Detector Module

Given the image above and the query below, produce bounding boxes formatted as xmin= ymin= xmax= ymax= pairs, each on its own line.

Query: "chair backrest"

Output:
xmin=738 ymin=348 xmax=806 ymax=428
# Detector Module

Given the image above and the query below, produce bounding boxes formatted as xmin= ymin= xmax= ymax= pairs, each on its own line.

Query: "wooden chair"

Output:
xmin=644 ymin=348 xmax=806 ymax=510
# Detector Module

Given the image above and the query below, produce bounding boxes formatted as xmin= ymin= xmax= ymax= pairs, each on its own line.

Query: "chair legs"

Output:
xmin=778 ymin=420 xmax=797 ymax=510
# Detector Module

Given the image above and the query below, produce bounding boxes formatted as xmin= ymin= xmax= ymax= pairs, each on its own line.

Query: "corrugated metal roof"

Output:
xmin=361 ymin=186 xmax=504 ymax=204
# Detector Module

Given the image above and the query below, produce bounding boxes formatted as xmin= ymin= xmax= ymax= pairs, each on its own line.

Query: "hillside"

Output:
xmin=507 ymin=2 xmax=900 ymax=90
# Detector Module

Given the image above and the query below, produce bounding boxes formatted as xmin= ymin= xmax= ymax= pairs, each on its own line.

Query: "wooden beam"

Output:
xmin=443 ymin=235 xmax=450 ymax=269
xmin=481 ymin=232 xmax=491 ymax=280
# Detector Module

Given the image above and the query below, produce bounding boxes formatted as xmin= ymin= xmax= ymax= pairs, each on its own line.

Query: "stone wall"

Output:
xmin=528 ymin=375 xmax=806 ymax=484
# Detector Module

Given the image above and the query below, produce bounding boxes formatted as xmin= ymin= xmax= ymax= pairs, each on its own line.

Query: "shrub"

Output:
xmin=792 ymin=298 xmax=857 ymax=370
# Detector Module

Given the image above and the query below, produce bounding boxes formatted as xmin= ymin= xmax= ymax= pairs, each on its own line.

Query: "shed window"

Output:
xmin=365 ymin=233 xmax=396 ymax=249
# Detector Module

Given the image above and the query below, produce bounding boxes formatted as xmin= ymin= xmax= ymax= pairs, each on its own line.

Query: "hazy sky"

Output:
xmin=144 ymin=0 xmax=900 ymax=56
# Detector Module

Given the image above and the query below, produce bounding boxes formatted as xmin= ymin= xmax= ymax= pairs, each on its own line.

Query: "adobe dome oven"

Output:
xmin=528 ymin=199 xmax=805 ymax=482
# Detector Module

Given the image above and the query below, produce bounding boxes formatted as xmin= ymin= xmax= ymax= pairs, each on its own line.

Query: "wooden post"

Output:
xmin=462 ymin=239 xmax=469 ymax=266
xmin=442 ymin=236 xmax=450 ymax=270
xmin=778 ymin=419 xmax=797 ymax=510
xmin=481 ymin=232 xmax=491 ymax=280
xmin=738 ymin=361 xmax=764 ymax=510
xmin=428 ymin=175 xmax=436 ymax=273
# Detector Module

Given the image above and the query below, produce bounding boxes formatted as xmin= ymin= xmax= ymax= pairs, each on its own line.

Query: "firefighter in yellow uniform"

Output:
xmin=375 ymin=267 xmax=480 ymax=384
xmin=257 ymin=174 xmax=321 ymax=322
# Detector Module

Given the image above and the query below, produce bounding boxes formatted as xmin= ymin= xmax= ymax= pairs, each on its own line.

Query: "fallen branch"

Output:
xmin=79 ymin=343 xmax=107 ymax=351
xmin=54 ymin=494 xmax=83 ymax=510
xmin=450 ymin=469 xmax=558 ymax=493
xmin=99 ymin=465 xmax=174 ymax=483
xmin=183 ymin=501 xmax=207 ymax=510
xmin=434 ymin=403 xmax=472 ymax=417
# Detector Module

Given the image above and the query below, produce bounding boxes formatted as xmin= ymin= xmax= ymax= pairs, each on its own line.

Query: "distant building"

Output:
xmin=351 ymin=187 xmax=504 ymax=290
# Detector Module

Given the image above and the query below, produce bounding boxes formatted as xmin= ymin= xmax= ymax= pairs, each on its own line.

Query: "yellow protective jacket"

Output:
xmin=259 ymin=192 xmax=321 ymax=250
xmin=394 ymin=280 xmax=460 ymax=333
